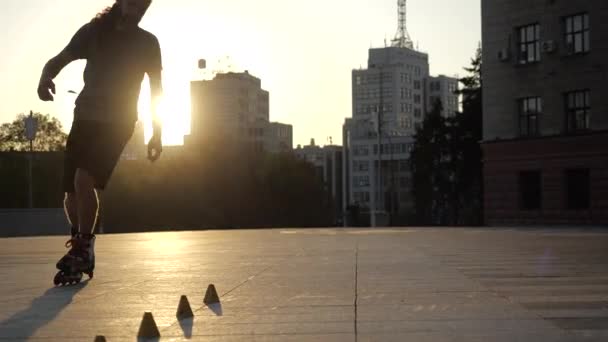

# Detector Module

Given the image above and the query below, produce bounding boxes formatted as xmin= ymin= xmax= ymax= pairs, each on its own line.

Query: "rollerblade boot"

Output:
xmin=54 ymin=233 xmax=96 ymax=286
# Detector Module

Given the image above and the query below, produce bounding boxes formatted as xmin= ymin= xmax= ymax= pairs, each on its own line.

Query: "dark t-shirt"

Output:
xmin=65 ymin=23 xmax=162 ymax=123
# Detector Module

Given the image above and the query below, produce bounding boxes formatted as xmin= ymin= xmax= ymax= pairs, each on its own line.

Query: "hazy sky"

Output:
xmin=0 ymin=0 xmax=481 ymax=146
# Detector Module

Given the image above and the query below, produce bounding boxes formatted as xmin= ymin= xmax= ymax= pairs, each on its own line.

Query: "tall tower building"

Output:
xmin=343 ymin=0 xmax=460 ymax=227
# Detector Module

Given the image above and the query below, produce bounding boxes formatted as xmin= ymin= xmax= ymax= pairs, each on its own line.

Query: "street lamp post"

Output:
xmin=24 ymin=110 xmax=38 ymax=209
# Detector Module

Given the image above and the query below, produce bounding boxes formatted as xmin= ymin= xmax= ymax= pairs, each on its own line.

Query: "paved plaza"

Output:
xmin=0 ymin=228 xmax=607 ymax=341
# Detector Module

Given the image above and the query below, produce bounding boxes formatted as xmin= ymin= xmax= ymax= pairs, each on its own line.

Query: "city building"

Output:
xmin=187 ymin=71 xmax=292 ymax=153
xmin=294 ymin=139 xmax=343 ymax=224
xmin=482 ymin=0 xmax=608 ymax=225
xmin=427 ymin=75 xmax=460 ymax=118
xmin=343 ymin=0 xmax=459 ymax=226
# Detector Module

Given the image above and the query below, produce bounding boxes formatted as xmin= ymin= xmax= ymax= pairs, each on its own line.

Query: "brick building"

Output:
xmin=482 ymin=0 xmax=608 ymax=225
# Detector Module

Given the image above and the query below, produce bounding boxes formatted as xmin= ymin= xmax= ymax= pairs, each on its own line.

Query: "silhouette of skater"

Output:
xmin=37 ymin=0 xmax=163 ymax=283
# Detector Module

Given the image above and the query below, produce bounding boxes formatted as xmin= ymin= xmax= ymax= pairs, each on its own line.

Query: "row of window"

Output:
xmin=429 ymin=81 xmax=459 ymax=93
xmin=352 ymin=143 xmax=414 ymax=157
xmin=517 ymin=13 xmax=589 ymax=64
xmin=352 ymin=159 xmax=410 ymax=173
xmin=519 ymin=169 xmax=590 ymax=210
xmin=353 ymin=175 xmax=411 ymax=190
xmin=355 ymin=71 xmax=423 ymax=86
xmin=518 ymin=89 xmax=591 ymax=137
xmin=355 ymin=103 xmax=395 ymax=115
xmin=355 ymin=73 xmax=395 ymax=85
xmin=356 ymin=88 xmax=394 ymax=100
xmin=352 ymin=189 xmax=412 ymax=206
xmin=353 ymin=176 xmax=370 ymax=188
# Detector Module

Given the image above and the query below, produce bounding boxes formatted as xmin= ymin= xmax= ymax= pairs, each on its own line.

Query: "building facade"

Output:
xmin=482 ymin=0 xmax=608 ymax=225
xmin=343 ymin=46 xmax=459 ymax=226
xmin=427 ymin=75 xmax=460 ymax=118
xmin=294 ymin=140 xmax=343 ymax=225
xmin=187 ymin=71 xmax=292 ymax=153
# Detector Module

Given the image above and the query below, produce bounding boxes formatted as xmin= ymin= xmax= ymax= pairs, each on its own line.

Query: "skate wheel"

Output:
xmin=87 ymin=271 xmax=94 ymax=279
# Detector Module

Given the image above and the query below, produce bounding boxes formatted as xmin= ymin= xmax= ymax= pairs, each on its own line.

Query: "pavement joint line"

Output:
xmin=70 ymin=280 xmax=150 ymax=305
xmin=354 ymin=242 xmax=359 ymax=342
xmin=161 ymin=264 xmax=275 ymax=334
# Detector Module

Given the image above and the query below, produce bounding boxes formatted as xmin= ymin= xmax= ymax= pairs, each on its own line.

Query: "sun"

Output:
xmin=138 ymin=76 xmax=191 ymax=146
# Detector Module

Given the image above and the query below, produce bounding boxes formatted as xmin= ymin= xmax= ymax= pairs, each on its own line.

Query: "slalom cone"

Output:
xmin=94 ymin=336 xmax=107 ymax=342
xmin=137 ymin=311 xmax=161 ymax=338
xmin=176 ymin=295 xmax=194 ymax=319
xmin=204 ymin=284 xmax=220 ymax=304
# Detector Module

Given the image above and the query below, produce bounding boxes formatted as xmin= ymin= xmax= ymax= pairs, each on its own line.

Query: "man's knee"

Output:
xmin=74 ymin=168 xmax=95 ymax=191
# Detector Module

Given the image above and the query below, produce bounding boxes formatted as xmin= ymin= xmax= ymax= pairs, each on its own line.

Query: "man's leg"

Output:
xmin=63 ymin=192 xmax=78 ymax=235
xmin=74 ymin=168 xmax=99 ymax=235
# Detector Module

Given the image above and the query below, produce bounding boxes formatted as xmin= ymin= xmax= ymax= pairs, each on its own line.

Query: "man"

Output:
xmin=37 ymin=0 xmax=163 ymax=284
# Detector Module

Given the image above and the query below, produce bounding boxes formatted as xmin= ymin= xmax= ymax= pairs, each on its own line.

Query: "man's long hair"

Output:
xmin=91 ymin=1 xmax=121 ymax=34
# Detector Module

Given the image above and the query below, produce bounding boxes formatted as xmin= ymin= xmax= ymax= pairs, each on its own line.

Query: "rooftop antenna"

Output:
xmin=391 ymin=0 xmax=414 ymax=49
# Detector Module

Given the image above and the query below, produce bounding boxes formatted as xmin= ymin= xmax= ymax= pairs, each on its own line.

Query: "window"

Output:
xmin=353 ymin=176 xmax=370 ymax=188
xmin=353 ymin=145 xmax=369 ymax=156
xmin=414 ymin=95 xmax=421 ymax=104
xmin=353 ymin=191 xmax=370 ymax=204
xmin=565 ymin=90 xmax=590 ymax=132
xmin=353 ymin=160 xmax=369 ymax=172
xmin=565 ymin=169 xmax=590 ymax=210
xmin=519 ymin=171 xmax=542 ymax=210
xmin=414 ymin=108 xmax=422 ymax=118
xmin=399 ymin=160 xmax=409 ymax=171
xmin=564 ymin=13 xmax=590 ymax=54
xmin=356 ymin=76 xmax=362 ymax=85
xmin=413 ymin=80 xmax=421 ymax=90
xmin=448 ymin=82 xmax=457 ymax=93
xmin=519 ymin=97 xmax=542 ymax=136
xmin=406 ymin=103 xmax=413 ymax=114
xmin=518 ymin=23 xmax=541 ymax=64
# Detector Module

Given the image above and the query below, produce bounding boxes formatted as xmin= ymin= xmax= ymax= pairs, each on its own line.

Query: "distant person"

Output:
xmin=37 ymin=0 xmax=163 ymax=285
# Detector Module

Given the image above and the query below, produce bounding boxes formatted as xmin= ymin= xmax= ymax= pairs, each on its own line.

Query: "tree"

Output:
xmin=410 ymin=99 xmax=450 ymax=225
xmin=452 ymin=46 xmax=483 ymax=225
xmin=410 ymin=47 xmax=483 ymax=226
xmin=0 ymin=112 xmax=67 ymax=152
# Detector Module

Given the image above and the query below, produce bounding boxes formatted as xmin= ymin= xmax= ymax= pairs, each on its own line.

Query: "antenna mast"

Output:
xmin=392 ymin=0 xmax=414 ymax=49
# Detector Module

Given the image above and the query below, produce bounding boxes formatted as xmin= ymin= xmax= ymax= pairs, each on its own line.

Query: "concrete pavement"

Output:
xmin=0 ymin=228 xmax=607 ymax=341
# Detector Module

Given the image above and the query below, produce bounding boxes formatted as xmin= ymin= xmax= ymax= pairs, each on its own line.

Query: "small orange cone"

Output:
xmin=94 ymin=336 xmax=107 ymax=342
xmin=204 ymin=284 xmax=220 ymax=304
xmin=137 ymin=312 xmax=161 ymax=338
xmin=176 ymin=295 xmax=194 ymax=319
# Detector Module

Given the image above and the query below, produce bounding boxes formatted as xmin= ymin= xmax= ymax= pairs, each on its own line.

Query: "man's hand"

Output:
xmin=37 ymin=78 xmax=56 ymax=101
xmin=147 ymin=134 xmax=162 ymax=162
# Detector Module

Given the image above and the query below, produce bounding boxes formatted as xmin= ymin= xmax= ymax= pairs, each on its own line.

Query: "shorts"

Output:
xmin=63 ymin=120 xmax=135 ymax=193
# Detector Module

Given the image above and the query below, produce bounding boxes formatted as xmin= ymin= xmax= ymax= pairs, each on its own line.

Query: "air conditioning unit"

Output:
xmin=498 ymin=48 xmax=510 ymax=62
xmin=542 ymin=40 xmax=557 ymax=53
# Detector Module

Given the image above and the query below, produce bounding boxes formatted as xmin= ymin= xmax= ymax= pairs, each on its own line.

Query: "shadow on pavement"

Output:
xmin=0 ymin=281 xmax=88 ymax=339
xmin=207 ymin=302 xmax=223 ymax=316
xmin=178 ymin=317 xmax=193 ymax=339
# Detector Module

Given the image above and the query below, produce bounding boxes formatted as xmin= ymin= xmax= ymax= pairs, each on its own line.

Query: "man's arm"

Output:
xmin=38 ymin=49 xmax=76 ymax=101
xmin=38 ymin=23 xmax=90 ymax=101
xmin=146 ymin=35 xmax=163 ymax=162
xmin=149 ymin=70 xmax=163 ymax=139
xmin=147 ymin=66 xmax=163 ymax=162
